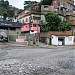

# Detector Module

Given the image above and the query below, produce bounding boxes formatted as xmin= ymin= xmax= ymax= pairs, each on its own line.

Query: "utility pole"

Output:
xmin=34 ymin=16 xmax=40 ymax=46
xmin=36 ymin=19 xmax=39 ymax=46
xmin=28 ymin=7 xmax=32 ymax=46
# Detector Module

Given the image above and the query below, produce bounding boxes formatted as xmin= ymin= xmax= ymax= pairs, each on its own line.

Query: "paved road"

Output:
xmin=0 ymin=44 xmax=75 ymax=75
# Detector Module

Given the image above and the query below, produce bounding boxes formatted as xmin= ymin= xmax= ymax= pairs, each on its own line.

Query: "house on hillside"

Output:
xmin=40 ymin=31 xmax=74 ymax=45
xmin=18 ymin=10 xmax=30 ymax=24
xmin=17 ymin=2 xmax=41 ymax=45
xmin=41 ymin=0 xmax=75 ymax=21
xmin=19 ymin=12 xmax=41 ymax=43
xmin=40 ymin=0 xmax=75 ymax=45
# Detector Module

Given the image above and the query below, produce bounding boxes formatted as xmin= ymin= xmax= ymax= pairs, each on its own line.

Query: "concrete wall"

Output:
xmin=65 ymin=36 xmax=73 ymax=45
xmin=9 ymin=28 xmax=21 ymax=42
xmin=60 ymin=2 xmax=74 ymax=11
xmin=9 ymin=28 xmax=21 ymax=35
xmin=41 ymin=15 xmax=46 ymax=23
xmin=19 ymin=14 xmax=41 ymax=24
xmin=46 ymin=37 xmax=50 ymax=45
xmin=21 ymin=33 xmax=35 ymax=43
xmin=51 ymin=35 xmax=58 ymax=45
xmin=51 ymin=35 xmax=73 ymax=45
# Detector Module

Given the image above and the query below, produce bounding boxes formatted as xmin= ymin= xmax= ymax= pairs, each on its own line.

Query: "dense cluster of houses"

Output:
xmin=0 ymin=0 xmax=75 ymax=45
xmin=40 ymin=0 xmax=75 ymax=45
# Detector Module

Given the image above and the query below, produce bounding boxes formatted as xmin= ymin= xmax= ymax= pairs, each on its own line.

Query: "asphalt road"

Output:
xmin=0 ymin=44 xmax=75 ymax=75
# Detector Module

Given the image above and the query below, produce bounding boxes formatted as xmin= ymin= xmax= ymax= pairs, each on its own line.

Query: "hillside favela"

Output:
xmin=0 ymin=0 xmax=75 ymax=75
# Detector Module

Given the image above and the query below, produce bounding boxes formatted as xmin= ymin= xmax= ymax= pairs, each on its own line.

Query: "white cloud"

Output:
xmin=8 ymin=0 xmax=24 ymax=9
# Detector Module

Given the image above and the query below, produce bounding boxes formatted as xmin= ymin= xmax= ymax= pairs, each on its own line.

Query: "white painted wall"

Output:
xmin=51 ymin=35 xmax=73 ymax=45
xmin=19 ymin=14 xmax=41 ymax=24
xmin=65 ymin=36 xmax=73 ymax=45
xmin=41 ymin=15 xmax=46 ymax=23
xmin=51 ymin=35 xmax=58 ymax=45
xmin=19 ymin=15 xmax=30 ymax=24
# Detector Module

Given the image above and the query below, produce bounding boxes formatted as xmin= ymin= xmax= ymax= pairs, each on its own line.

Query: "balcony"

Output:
xmin=21 ymin=27 xmax=29 ymax=32
xmin=31 ymin=26 xmax=40 ymax=33
xmin=21 ymin=24 xmax=40 ymax=33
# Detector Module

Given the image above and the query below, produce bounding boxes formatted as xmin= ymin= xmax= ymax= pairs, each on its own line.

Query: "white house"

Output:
xmin=51 ymin=35 xmax=74 ymax=45
xmin=40 ymin=31 xmax=73 ymax=46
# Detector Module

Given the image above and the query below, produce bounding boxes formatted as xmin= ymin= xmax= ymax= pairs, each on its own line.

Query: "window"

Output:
xmin=63 ymin=3 xmax=65 ymax=6
xmin=25 ymin=18 xmax=28 ymax=22
xmin=33 ymin=24 xmax=36 ymax=27
xmin=22 ymin=19 xmax=24 ymax=24
xmin=33 ymin=16 xmax=40 ymax=20
xmin=44 ymin=6 xmax=48 ymax=11
xmin=29 ymin=16 xmax=32 ymax=20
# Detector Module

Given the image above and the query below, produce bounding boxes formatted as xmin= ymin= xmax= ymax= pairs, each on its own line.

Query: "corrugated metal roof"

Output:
xmin=0 ymin=21 xmax=22 ymax=28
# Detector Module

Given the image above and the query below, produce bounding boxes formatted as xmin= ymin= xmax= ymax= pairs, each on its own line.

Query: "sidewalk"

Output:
xmin=34 ymin=42 xmax=59 ymax=49
xmin=0 ymin=42 xmax=71 ymax=49
xmin=6 ymin=42 xmax=51 ymax=48
xmin=9 ymin=42 xmax=58 ymax=49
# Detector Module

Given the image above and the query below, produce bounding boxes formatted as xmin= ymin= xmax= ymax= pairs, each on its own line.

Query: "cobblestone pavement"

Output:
xmin=0 ymin=44 xmax=75 ymax=75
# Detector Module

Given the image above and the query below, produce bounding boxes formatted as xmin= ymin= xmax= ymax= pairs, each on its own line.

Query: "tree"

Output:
xmin=37 ymin=2 xmax=41 ymax=12
xmin=58 ymin=21 xmax=71 ymax=31
xmin=40 ymin=21 xmax=49 ymax=32
xmin=0 ymin=0 xmax=20 ymax=19
xmin=41 ymin=12 xmax=71 ymax=32
xmin=2 ymin=11 xmax=7 ymax=20
xmin=24 ymin=1 xmax=36 ymax=10
xmin=7 ymin=5 xmax=16 ymax=17
xmin=45 ymin=12 xmax=61 ymax=31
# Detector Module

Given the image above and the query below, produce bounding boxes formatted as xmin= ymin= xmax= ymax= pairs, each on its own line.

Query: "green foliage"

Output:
xmin=41 ymin=12 xmax=71 ymax=32
xmin=45 ymin=12 xmax=61 ymax=31
xmin=58 ymin=21 xmax=71 ymax=31
xmin=41 ymin=24 xmax=50 ymax=32
xmin=0 ymin=0 xmax=9 ymax=13
xmin=37 ymin=2 xmax=41 ymax=12
xmin=40 ymin=21 xmax=49 ymax=32
xmin=24 ymin=0 xmax=53 ymax=12
xmin=7 ymin=5 xmax=18 ymax=17
xmin=24 ymin=1 xmax=36 ymax=10
xmin=2 ymin=11 xmax=7 ymax=20
xmin=0 ymin=0 xmax=20 ymax=19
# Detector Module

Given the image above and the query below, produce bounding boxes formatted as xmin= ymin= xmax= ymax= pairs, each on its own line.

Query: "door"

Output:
xmin=58 ymin=37 xmax=65 ymax=45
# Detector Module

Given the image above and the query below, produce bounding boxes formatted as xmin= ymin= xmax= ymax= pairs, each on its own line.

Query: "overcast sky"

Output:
xmin=8 ymin=0 xmax=40 ymax=9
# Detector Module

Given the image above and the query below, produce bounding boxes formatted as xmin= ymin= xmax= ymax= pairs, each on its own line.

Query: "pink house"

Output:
xmin=21 ymin=23 xmax=40 ymax=33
